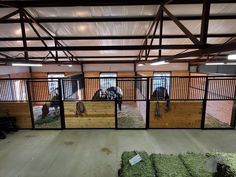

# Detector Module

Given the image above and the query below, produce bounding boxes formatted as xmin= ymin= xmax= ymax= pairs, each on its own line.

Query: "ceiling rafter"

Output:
xmin=0 ymin=0 xmax=235 ymax=7
xmin=1 ymin=14 xmax=236 ymax=24
xmin=22 ymin=9 xmax=78 ymax=62
xmin=0 ymin=54 xmax=227 ymax=60
xmin=0 ymin=34 xmax=234 ymax=41
xmin=158 ymin=7 xmax=164 ymax=59
xmin=145 ymin=8 xmax=162 ymax=61
xmin=0 ymin=9 xmax=19 ymax=22
xmin=138 ymin=7 xmax=162 ymax=60
xmin=19 ymin=8 xmax=28 ymax=60
xmin=168 ymin=42 xmax=236 ymax=61
xmin=0 ymin=1 xmax=235 ymax=65
xmin=22 ymin=11 xmax=57 ymax=61
xmin=0 ymin=44 xmax=210 ymax=52
xmin=162 ymin=6 xmax=202 ymax=45
xmin=200 ymin=0 xmax=211 ymax=43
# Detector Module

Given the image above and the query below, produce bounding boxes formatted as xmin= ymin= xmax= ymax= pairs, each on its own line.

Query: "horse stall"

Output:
xmin=149 ymin=75 xmax=236 ymax=129
xmin=0 ymin=75 xmax=235 ymax=130
xmin=0 ymin=79 xmax=32 ymax=129
xmin=204 ymin=77 xmax=236 ymax=128
xmin=63 ymin=77 xmax=115 ymax=128
xmin=27 ymin=79 xmax=62 ymax=129
xmin=116 ymin=77 xmax=148 ymax=129
xmin=62 ymin=77 xmax=148 ymax=129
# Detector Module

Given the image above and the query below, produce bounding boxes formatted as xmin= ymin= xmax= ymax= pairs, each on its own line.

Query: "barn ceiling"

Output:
xmin=0 ymin=0 xmax=236 ymax=65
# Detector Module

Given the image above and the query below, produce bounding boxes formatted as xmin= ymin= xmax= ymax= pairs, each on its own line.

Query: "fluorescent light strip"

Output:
xmin=205 ymin=62 xmax=236 ymax=65
xmin=137 ymin=63 xmax=145 ymax=67
xmin=205 ymin=63 xmax=224 ymax=65
xmin=225 ymin=62 xmax=236 ymax=65
xmin=12 ymin=63 xmax=42 ymax=67
xmin=227 ymin=54 xmax=236 ymax=60
xmin=150 ymin=61 xmax=169 ymax=66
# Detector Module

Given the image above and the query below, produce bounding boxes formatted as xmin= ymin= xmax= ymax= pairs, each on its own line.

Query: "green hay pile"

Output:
xmin=213 ymin=152 xmax=236 ymax=177
xmin=119 ymin=151 xmax=155 ymax=177
xmin=119 ymin=151 xmax=236 ymax=177
xmin=179 ymin=152 xmax=215 ymax=177
xmin=151 ymin=154 xmax=190 ymax=177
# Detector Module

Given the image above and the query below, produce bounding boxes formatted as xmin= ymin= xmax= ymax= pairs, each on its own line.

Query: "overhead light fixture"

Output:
xmin=137 ymin=63 xmax=145 ymax=67
xmin=225 ymin=62 xmax=236 ymax=65
xmin=150 ymin=61 xmax=169 ymax=66
xmin=205 ymin=62 xmax=236 ymax=65
xmin=68 ymin=65 xmax=73 ymax=67
xmin=227 ymin=54 xmax=236 ymax=60
xmin=205 ymin=63 xmax=224 ymax=65
xmin=12 ymin=63 xmax=43 ymax=67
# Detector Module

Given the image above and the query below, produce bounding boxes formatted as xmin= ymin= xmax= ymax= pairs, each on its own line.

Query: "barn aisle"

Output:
xmin=0 ymin=130 xmax=236 ymax=177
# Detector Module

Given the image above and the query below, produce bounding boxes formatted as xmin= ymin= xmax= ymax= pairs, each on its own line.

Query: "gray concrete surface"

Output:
xmin=0 ymin=130 xmax=236 ymax=177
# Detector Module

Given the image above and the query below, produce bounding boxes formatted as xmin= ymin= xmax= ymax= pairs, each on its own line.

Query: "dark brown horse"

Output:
xmin=151 ymin=87 xmax=170 ymax=117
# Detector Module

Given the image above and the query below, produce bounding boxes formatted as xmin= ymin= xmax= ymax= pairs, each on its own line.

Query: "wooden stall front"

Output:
xmin=149 ymin=101 xmax=202 ymax=128
xmin=64 ymin=101 xmax=115 ymax=128
xmin=0 ymin=102 xmax=32 ymax=128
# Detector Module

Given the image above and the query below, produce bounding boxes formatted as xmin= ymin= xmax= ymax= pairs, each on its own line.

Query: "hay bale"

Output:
xmin=119 ymin=151 xmax=155 ymax=177
xmin=151 ymin=154 xmax=190 ymax=177
xmin=179 ymin=152 xmax=216 ymax=177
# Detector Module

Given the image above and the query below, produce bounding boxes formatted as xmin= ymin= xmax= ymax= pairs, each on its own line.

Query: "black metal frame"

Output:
xmin=0 ymin=75 xmax=235 ymax=130
xmin=0 ymin=0 xmax=235 ymax=65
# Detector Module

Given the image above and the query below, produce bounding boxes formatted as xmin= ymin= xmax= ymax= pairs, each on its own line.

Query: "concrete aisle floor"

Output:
xmin=0 ymin=130 xmax=236 ymax=177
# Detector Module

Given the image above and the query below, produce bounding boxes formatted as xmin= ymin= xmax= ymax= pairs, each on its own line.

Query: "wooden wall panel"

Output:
xmin=117 ymin=72 xmax=135 ymax=77
xmin=64 ymin=72 xmax=82 ymax=77
xmin=10 ymin=73 xmax=31 ymax=78
xmin=84 ymin=72 xmax=136 ymax=100
xmin=84 ymin=72 xmax=100 ymax=100
xmin=0 ymin=103 xmax=32 ymax=128
xmin=84 ymin=72 xmax=99 ymax=77
xmin=0 ymin=74 xmax=10 ymax=78
xmin=117 ymin=72 xmax=135 ymax=100
xmin=64 ymin=101 xmax=115 ymax=128
xmin=30 ymin=73 xmax=49 ymax=105
xmin=137 ymin=72 xmax=153 ymax=76
xmin=190 ymin=72 xmax=208 ymax=76
xmin=189 ymin=73 xmax=207 ymax=100
xmin=31 ymin=72 xmax=48 ymax=78
xmin=149 ymin=101 xmax=202 ymax=128
xmin=170 ymin=71 xmax=190 ymax=99
xmin=171 ymin=71 xmax=189 ymax=76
